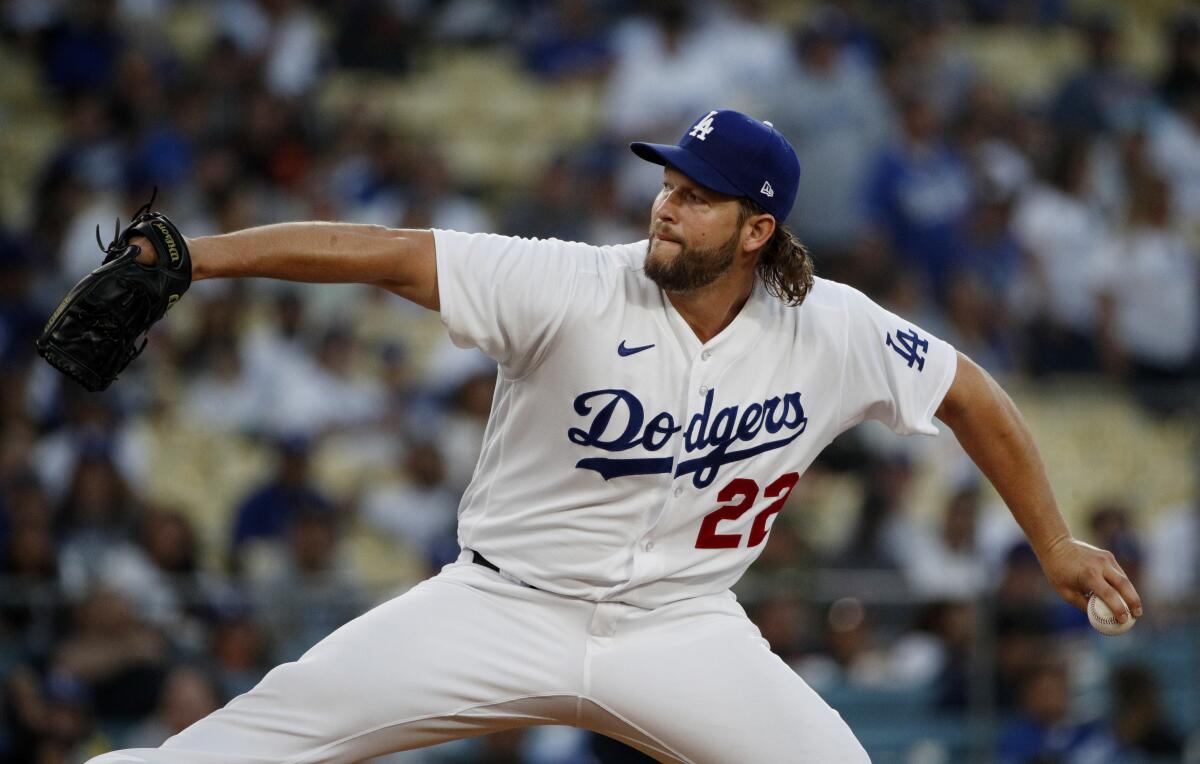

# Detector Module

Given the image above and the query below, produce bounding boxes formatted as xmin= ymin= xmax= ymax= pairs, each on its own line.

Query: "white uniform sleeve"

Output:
xmin=836 ymin=288 xmax=958 ymax=435
xmin=433 ymin=229 xmax=594 ymax=376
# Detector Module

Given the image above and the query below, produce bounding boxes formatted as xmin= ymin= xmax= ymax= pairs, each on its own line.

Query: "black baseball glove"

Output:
xmin=37 ymin=193 xmax=191 ymax=391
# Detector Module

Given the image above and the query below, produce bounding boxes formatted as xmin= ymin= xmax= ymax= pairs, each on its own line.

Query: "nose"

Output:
xmin=654 ymin=190 xmax=680 ymax=225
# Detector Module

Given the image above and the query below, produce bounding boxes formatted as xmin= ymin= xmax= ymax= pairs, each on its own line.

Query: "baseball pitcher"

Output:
xmin=59 ymin=110 xmax=1141 ymax=763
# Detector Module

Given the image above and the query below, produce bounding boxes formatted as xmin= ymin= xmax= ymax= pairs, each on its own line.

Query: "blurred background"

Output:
xmin=0 ymin=0 xmax=1198 ymax=762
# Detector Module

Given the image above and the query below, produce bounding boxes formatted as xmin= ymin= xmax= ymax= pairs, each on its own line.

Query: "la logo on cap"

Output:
xmin=689 ymin=110 xmax=718 ymax=141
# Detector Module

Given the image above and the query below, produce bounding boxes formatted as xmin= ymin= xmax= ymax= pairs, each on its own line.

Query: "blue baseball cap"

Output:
xmin=631 ymin=109 xmax=801 ymax=221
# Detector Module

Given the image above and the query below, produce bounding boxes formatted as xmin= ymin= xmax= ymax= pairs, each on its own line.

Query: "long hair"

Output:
xmin=738 ymin=199 xmax=814 ymax=306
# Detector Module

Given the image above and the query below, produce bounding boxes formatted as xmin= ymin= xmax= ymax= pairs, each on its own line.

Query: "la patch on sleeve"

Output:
xmin=886 ymin=328 xmax=928 ymax=371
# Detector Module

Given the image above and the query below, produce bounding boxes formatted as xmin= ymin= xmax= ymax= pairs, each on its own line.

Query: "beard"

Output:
xmin=643 ymin=227 xmax=739 ymax=293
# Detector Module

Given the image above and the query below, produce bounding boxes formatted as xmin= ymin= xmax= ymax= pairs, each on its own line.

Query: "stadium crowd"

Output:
xmin=0 ymin=1 xmax=1197 ymax=762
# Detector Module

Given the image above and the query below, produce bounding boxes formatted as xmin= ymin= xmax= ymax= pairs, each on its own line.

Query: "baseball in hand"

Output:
xmin=1088 ymin=592 xmax=1136 ymax=635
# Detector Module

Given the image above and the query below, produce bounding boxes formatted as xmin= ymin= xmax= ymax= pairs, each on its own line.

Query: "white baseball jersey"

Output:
xmin=434 ymin=229 xmax=958 ymax=608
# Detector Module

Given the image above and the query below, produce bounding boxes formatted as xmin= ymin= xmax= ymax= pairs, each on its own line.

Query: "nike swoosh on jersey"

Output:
xmin=617 ymin=341 xmax=655 ymax=356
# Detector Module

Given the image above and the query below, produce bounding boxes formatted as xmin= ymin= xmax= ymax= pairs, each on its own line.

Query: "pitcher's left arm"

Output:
xmin=935 ymin=353 xmax=1142 ymax=622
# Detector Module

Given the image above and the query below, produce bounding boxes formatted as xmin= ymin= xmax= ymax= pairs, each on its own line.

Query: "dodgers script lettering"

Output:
xmin=567 ymin=387 xmax=808 ymax=488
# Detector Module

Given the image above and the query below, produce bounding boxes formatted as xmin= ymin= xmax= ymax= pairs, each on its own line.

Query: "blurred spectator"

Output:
xmin=603 ymin=1 xmax=727 ymax=139
xmin=400 ymin=149 xmax=494 ymax=233
xmin=774 ymin=8 xmax=891 ymax=253
xmin=3 ymin=668 xmax=108 ymax=764
xmin=56 ymin=448 xmax=142 ymax=600
xmin=118 ymin=48 xmax=195 ymax=191
xmin=500 ymin=157 xmax=587 ymax=242
xmin=1010 ymin=137 xmax=1106 ymax=375
xmin=230 ymin=89 xmax=310 ymax=189
xmin=888 ymin=600 xmax=976 ymax=694
xmin=324 ymin=120 xmax=407 ymax=226
xmin=209 ymin=0 xmax=325 ymax=99
xmin=863 ymin=94 xmax=972 ymax=299
xmin=998 ymin=659 xmax=1118 ymax=763
xmin=885 ymin=5 xmax=976 ymax=121
xmin=1148 ymin=89 xmax=1200 ymax=225
xmin=252 ymin=506 xmax=369 ymax=664
xmin=991 ymin=613 xmax=1045 ymax=712
xmin=181 ymin=336 xmax=261 ymax=434
xmin=51 ymin=587 xmax=167 ymax=725
xmin=940 ymin=273 xmax=1015 ymax=374
xmin=208 ymin=608 xmax=270 ymax=700
xmin=175 ymin=268 xmax=247 ymax=367
xmin=916 ymin=601 xmax=978 ymax=710
xmin=31 ymin=391 xmax=144 ymax=505
xmin=0 ymin=234 xmax=42 ymax=369
xmin=833 ymin=456 xmax=917 ymax=572
xmin=96 ymin=509 xmax=229 ymax=648
xmin=432 ymin=0 xmax=520 ymax=45
xmin=331 ymin=0 xmax=417 ymax=74
xmin=360 ymin=440 xmax=459 ymax=566
xmin=245 ymin=289 xmax=309 ymax=372
xmin=518 ymin=0 xmax=612 ymax=81
xmin=1085 ymin=502 xmax=1142 ymax=582
xmin=122 ymin=665 xmax=221 ymax=749
xmin=955 ymin=140 xmax=1022 ymax=303
xmin=264 ymin=327 xmax=386 ymax=436
xmin=951 ymin=148 xmax=1026 ymax=371
xmin=241 ymin=291 xmax=320 ymax=436
xmin=1158 ymin=12 xmax=1200 ymax=109
xmin=1094 ymin=171 xmax=1199 ymax=407
xmin=230 ymin=436 xmax=333 ymax=569
xmin=900 ymin=486 xmax=989 ymax=600
xmin=212 ymin=0 xmax=269 ymax=54
xmin=1144 ymin=500 xmax=1198 ymax=608
xmin=0 ymin=469 xmax=54 ymax=547
xmin=1109 ymin=664 xmax=1184 ymax=760
xmin=605 ymin=0 xmax=742 ymax=210
xmin=794 ymin=598 xmax=891 ymax=690
xmin=262 ymin=0 xmax=325 ymax=98
xmin=48 ymin=102 xmax=125 ymax=277
xmin=581 ymin=156 xmax=645 ymax=246
xmin=995 ymin=543 xmax=1085 ymax=635
xmin=0 ymin=497 xmax=66 ymax=659
xmin=42 ymin=0 xmax=123 ymax=96
xmin=1049 ymin=13 xmax=1149 ymax=137
xmin=693 ymin=0 xmax=791 ymax=109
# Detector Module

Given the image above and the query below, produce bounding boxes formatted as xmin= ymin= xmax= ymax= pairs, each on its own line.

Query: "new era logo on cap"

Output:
xmin=629 ymin=109 xmax=801 ymax=221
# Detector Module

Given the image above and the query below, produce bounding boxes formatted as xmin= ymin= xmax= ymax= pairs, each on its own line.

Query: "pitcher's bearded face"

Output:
xmin=644 ymin=226 xmax=738 ymax=292
xmin=644 ymin=168 xmax=743 ymax=293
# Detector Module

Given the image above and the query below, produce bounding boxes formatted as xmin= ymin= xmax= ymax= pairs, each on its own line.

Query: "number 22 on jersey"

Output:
xmin=695 ymin=472 xmax=800 ymax=549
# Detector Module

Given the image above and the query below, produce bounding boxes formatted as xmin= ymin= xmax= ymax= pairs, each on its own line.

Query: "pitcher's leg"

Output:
xmin=89 ymin=564 xmax=589 ymax=764
xmin=587 ymin=595 xmax=869 ymax=764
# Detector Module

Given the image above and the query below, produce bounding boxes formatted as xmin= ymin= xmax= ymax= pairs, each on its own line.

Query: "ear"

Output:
xmin=742 ymin=213 xmax=777 ymax=256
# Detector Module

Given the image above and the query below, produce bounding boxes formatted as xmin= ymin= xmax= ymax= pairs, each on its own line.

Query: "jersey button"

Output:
xmin=699 ymin=385 xmax=709 ymax=395
xmin=673 ymin=487 xmax=683 ymax=497
xmin=701 ymin=350 xmax=711 ymax=361
xmin=643 ymin=541 xmax=655 ymax=552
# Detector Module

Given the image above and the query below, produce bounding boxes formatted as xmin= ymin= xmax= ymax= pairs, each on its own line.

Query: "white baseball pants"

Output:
xmin=87 ymin=557 xmax=868 ymax=763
